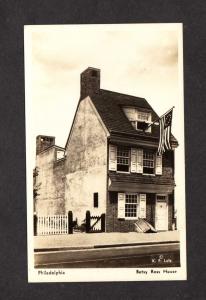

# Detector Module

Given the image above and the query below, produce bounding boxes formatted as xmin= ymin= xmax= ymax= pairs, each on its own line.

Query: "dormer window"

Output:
xmin=123 ymin=107 xmax=152 ymax=133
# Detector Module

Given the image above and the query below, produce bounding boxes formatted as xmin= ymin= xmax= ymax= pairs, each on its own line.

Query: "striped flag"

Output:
xmin=157 ymin=108 xmax=173 ymax=155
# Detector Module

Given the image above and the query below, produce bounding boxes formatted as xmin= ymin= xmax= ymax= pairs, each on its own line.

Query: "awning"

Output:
xmin=108 ymin=181 xmax=174 ymax=194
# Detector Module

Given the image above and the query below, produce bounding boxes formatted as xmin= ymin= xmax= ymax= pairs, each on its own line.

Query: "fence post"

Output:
xmin=34 ymin=214 xmax=37 ymax=236
xmin=86 ymin=210 xmax=91 ymax=233
xmin=68 ymin=211 xmax=73 ymax=234
xmin=101 ymin=213 xmax=106 ymax=232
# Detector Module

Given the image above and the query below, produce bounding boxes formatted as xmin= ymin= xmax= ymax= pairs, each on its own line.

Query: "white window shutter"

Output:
xmin=109 ymin=144 xmax=117 ymax=171
xmin=136 ymin=149 xmax=143 ymax=173
xmin=155 ymin=154 xmax=162 ymax=175
xmin=139 ymin=194 xmax=146 ymax=218
xmin=118 ymin=193 xmax=125 ymax=218
xmin=130 ymin=148 xmax=137 ymax=173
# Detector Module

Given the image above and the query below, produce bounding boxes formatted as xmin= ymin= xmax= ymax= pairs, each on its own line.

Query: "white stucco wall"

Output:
xmin=35 ymin=147 xmax=65 ymax=215
xmin=65 ymin=97 xmax=108 ymax=224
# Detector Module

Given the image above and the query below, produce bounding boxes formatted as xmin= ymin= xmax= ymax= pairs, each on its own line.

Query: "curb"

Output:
xmin=34 ymin=240 xmax=179 ymax=253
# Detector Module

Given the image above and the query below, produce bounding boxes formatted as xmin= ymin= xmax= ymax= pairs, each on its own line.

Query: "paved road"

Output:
xmin=35 ymin=242 xmax=180 ymax=268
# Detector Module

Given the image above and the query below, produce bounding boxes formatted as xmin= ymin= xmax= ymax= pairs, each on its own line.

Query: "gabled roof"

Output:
xmin=88 ymin=89 xmax=178 ymax=145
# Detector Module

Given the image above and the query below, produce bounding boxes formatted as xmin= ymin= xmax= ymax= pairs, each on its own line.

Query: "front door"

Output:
xmin=155 ymin=195 xmax=168 ymax=231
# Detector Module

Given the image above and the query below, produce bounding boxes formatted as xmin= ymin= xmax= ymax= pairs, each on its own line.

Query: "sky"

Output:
xmin=25 ymin=24 xmax=185 ymax=222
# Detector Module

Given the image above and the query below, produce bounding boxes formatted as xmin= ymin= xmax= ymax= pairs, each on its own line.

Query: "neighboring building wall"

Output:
xmin=65 ymin=97 xmax=108 ymax=224
xmin=35 ymin=147 xmax=65 ymax=215
xmin=53 ymin=158 xmax=66 ymax=213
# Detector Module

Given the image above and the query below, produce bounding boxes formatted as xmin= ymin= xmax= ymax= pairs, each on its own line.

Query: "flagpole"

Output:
xmin=144 ymin=106 xmax=175 ymax=131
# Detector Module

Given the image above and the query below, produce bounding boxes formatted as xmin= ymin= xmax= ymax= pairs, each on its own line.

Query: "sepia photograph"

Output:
xmin=25 ymin=23 xmax=186 ymax=282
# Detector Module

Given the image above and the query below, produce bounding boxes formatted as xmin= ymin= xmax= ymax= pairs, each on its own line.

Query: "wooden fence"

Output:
xmin=36 ymin=215 xmax=68 ymax=235
xmin=33 ymin=211 xmax=105 ymax=235
xmin=85 ymin=211 xmax=106 ymax=233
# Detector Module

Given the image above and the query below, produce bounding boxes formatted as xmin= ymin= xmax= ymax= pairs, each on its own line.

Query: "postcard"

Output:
xmin=25 ymin=23 xmax=186 ymax=282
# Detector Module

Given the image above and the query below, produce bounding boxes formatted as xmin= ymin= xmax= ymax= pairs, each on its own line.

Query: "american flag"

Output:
xmin=157 ymin=108 xmax=173 ymax=155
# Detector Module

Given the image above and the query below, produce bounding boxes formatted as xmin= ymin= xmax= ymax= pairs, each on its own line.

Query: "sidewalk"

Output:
xmin=34 ymin=230 xmax=180 ymax=251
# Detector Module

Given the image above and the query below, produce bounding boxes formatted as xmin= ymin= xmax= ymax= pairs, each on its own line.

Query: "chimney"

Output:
xmin=80 ymin=67 xmax=100 ymax=99
xmin=36 ymin=135 xmax=55 ymax=155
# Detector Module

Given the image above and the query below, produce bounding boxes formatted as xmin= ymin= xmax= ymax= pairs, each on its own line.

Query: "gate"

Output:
xmin=85 ymin=210 xmax=105 ymax=233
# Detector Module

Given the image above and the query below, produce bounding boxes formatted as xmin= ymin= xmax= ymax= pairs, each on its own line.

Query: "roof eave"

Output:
xmin=109 ymin=130 xmax=178 ymax=148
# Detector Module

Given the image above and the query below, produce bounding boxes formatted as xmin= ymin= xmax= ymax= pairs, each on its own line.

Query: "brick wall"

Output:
xmin=168 ymin=193 xmax=174 ymax=230
xmin=106 ymin=192 xmax=174 ymax=232
xmin=145 ymin=194 xmax=155 ymax=226
xmin=106 ymin=192 xmax=135 ymax=232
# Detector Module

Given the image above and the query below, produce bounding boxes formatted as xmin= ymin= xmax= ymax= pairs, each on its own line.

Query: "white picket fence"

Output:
xmin=37 ymin=215 xmax=68 ymax=235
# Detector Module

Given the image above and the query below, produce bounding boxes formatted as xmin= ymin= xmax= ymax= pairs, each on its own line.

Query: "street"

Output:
xmin=35 ymin=242 xmax=180 ymax=268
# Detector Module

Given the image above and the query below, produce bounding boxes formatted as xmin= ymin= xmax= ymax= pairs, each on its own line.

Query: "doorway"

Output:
xmin=155 ymin=195 xmax=168 ymax=231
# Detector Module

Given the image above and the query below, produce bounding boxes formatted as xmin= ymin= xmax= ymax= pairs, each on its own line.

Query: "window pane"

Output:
xmin=125 ymin=194 xmax=138 ymax=217
xmin=137 ymin=121 xmax=147 ymax=131
xmin=143 ymin=150 xmax=154 ymax=174
xmin=117 ymin=164 xmax=129 ymax=172
xmin=157 ymin=195 xmax=166 ymax=200
xmin=137 ymin=112 xmax=150 ymax=121
xmin=117 ymin=147 xmax=130 ymax=172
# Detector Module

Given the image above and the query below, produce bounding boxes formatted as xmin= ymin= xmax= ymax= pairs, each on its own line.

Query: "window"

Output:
xmin=123 ymin=107 xmax=151 ymax=132
xmin=143 ymin=150 xmax=155 ymax=174
xmin=109 ymin=144 xmax=162 ymax=175
xmin=136 ymin=112 xmax=151 ymax=131
xmin=156 ymin=195 xmax=166 ymax=201
xmin=118 ymin=193 xmax=146 ymax=219
xmin=137 ymin=112 xmax=150 ymax=122
xmin=125 ymin=194 xmax=138 ymax=218
xmin=117 ymin=147 xmax=130 ymax=172
xmin=93 ymin=193 xmax=98 ymax=207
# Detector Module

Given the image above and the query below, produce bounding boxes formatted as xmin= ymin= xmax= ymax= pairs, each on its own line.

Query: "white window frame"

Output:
xmin=143 ymin=149 xmax=155 ymax=175
xmin=126 ymin=108 xmax=152 ymax=133
xmin=124 ymin=193 xmax=139 ymax=220
xmin=116 ymin=146 xmax=130 ymax=173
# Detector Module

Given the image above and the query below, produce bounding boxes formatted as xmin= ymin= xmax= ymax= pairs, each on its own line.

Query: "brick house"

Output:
xmin=35 ymin=67 xmax=178 ymax=232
